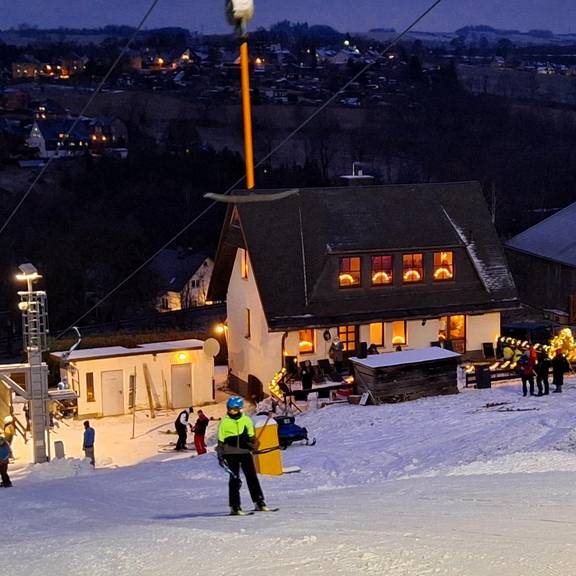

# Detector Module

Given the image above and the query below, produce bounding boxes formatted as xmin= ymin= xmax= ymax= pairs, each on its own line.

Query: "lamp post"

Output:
xmin=16 ymin=263 xmax=50 ymax=464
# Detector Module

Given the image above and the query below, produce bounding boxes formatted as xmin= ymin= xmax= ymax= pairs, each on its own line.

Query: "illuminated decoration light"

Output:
xmin=392 ymin=336 xmax=405 ymax=345
xmin=403 ymin=269 xmax=421 ymax=281
xmin=338 ymin=273 xmax=357 ymax=285
xmin=433 ymin=267 xmax=453 ymax=280
xmin=255 ymin=57 xmax=263 ymax=65
xmin=372 ymin=271 xmax=391 ymax=284
xmin=548 ymin=328 xmax=575 ymax=359
xmin=268 ymin=367 xmax=287 ymax=400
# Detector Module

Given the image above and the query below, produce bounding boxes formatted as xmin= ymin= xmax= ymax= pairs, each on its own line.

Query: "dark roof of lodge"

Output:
xmin=506 ymin=201 xmax=576 ymax=268
xmin=209 ymin=182 xmax=518 ymax=331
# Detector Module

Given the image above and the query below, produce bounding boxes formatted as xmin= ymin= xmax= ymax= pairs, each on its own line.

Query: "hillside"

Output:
xmin=3 ymin=374 xmax=576 ymax=575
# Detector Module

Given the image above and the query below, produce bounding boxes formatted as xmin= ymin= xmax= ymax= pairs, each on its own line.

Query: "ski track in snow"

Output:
xmin=3 ymin=377 xmax=576 ymax=575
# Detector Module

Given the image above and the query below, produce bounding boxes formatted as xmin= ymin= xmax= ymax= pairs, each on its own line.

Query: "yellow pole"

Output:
xmin=240 ymin=40 xmax=255 ymax=189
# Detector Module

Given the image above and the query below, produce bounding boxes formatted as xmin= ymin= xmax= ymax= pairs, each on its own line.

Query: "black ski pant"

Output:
xmin=521 ymin=375 xmax=535 ymax=396
xmin=0 ymin=461 xmax=11 ymax=486
xmin=224 ymin=453 xmax=264 ymax=510
xmin=175 ymin=424 xmax=187 ymax=450
xmin=536 ymin=375 xmax=549 ymax=395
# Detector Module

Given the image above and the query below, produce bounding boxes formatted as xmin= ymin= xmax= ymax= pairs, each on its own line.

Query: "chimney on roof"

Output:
xmin=340 ymin=161 xmax=374 ymax=186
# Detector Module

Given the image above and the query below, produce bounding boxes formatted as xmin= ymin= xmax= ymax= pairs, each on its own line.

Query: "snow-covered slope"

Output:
xmin=3 ymin=378 xmax=576 ymax=575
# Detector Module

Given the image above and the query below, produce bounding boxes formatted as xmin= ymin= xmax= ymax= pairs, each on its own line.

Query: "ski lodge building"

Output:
xmin=208 ymin=182 xmax=519 ymax=399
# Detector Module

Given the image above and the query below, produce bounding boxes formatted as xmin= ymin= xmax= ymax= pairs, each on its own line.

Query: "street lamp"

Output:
xmin=16 ymin=263 xmax=50 ymax=464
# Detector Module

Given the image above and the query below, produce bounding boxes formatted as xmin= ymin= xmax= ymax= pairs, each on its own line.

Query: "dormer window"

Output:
xmin=371 ymin=256 xmax=393 ymax=285
xmin=339 ymin=257 xmax=361 ymax=287
xmin=402 ymin=253 xmax=423 ymax=283
xmin=433 ymin=251 xmax=454 ymax=281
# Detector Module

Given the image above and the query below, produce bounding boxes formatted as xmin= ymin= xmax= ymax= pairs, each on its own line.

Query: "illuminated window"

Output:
xmin=433 ymin=251 xmax=454 ymax=281
xmin=339 ymin=257 xmax=361 ymax=287
xmin=244 ymin=308 xmax=251 ymax=339
xmin=371 ymin=256 xmax=393 ymax=285
xmin=86 ymin=372 xmax=95 ymax=402
xmin=402 ymin=253 xmax=423 ymax=283
xmin=299 ymin=329 xmax=315 ymax=354
xmin=240 ymin=249 xmax=249 ymax=279
xmin=338 ymin=325 xmax=357 ymax=352
xmin=439 ymin=315 xmax=465 ymax=353
xmin=391 ymin=321 xmax=407 ymax=346
xmin=369 ymin=322 xmax=384 ymax=346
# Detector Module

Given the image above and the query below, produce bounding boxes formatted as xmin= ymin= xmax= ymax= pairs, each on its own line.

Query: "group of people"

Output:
xmin=174 ymin=407 xmax=211 ymax=454
xmin=512 ymin=345 xmax=571 ymax=397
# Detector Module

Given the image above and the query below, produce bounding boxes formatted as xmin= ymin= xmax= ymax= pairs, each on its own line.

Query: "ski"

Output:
xmin=229 ymin=511 xmax=255 ymax=516
xmin=254 ymin=507 xmax=279 ymax=512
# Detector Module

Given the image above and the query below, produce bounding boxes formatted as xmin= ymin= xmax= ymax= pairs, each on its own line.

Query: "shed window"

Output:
xmin=86 ymin=372 xmax=95 ymax=402
xmin=402 ymin=253 xmax=423 ymax=283
xmin=371 ymin=256 xmax=393 ymax=285
xmin=433 ymin=251 xmax=454 ymax=281
xmin=299 ymin=329 xmax=315 ymax=354
xmin=339 ymin=257 xmax=361 ymax=287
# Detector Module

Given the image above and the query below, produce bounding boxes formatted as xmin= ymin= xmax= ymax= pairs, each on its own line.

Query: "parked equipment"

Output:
xmin=274 ymin=415 xmax=316 ymax=448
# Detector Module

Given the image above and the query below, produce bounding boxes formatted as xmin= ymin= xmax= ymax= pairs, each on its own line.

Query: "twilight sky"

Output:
xmin=0 ymin=0 xmax=575 ymax=35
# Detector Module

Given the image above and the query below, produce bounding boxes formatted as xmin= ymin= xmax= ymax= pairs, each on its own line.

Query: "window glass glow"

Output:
xmin=339 ymin=257 xmax=361 ymax=287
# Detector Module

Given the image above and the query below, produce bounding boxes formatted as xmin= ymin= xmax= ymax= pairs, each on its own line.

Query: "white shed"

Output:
xmin=50 ymin=339 xmax=218 ymax=417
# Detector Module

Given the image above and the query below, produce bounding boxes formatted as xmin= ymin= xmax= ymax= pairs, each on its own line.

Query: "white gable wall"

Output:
xmin=227 ymin=249 xmax=283 ymax=391
xmin=65 ymin=348 xmax=214 ymax=417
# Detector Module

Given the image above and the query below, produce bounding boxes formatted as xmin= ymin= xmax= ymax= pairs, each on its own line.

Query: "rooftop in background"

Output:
xmin=506 ymin=201 xmax=576 ymax=268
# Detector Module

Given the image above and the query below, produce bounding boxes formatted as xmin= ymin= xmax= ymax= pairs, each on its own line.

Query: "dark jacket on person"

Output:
xmin=193 ymin=413 xmax=209 ymax=436
xmin=535 ymin=353 xmax=550 ymax=377
xmin=552 ymin=353 xmax=570 ymax=383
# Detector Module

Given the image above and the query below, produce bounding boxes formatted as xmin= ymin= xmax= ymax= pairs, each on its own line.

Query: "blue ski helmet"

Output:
xmin=226 ymin=396 xmax=244 ymax=410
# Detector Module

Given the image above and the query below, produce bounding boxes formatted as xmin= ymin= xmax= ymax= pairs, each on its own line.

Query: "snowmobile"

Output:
xmin=274 ymin=415 xmax=316 ymax=448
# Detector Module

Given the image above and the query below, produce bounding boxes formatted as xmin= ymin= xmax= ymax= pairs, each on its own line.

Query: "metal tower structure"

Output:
xmin=16 ymin=263 xmax=50 ymax=464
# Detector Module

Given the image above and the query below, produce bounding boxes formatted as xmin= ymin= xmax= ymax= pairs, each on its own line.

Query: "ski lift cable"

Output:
xmin=0 ymin=0 xmax=163 ymax=238
xmin=54 ymin=0 xmax=445 ymax=338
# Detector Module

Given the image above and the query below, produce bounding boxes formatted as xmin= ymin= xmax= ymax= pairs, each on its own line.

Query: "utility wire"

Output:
xmin=0 ymin=0 xmax=163 ymax=238
xmin=55 ymin=0 xmax=445 ymax=338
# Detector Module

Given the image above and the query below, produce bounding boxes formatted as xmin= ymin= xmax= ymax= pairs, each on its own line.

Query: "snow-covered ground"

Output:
xmin=3 ymin=372 xmax=576 ymax=575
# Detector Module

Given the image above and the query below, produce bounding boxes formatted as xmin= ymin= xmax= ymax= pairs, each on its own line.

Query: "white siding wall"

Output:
xmin=227 ymin=250 xmax=283 ymax=392
xmin=67 ymin=349 xmax=214 ymax=417
xmin=466 ymin=312 xmax=500 ymax=352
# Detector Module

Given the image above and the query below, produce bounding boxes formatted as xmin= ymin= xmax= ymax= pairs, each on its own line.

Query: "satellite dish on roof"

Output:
xmin=203 ymin=338 xmax=221 ymax=358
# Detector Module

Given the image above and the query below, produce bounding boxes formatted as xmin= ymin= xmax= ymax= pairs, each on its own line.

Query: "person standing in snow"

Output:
xmin=174 ymin=407 xmax=193 ymax=451
xmin=0 ymin=436 xmax=12 ymax=487
xmin=216 ymin=396 xmax=269 ymax=515
xmin=82 ymin=420 xmax=95 ymax=466
xmin=552 ymin=349 xmax=570 ymax=393
xmin=192 ymin=409 xmax=209 ymax=455
xmin=518 ymin=349 xmax=536 ymax=397
xmin=535 ymin=350 xmax=550 ymax=396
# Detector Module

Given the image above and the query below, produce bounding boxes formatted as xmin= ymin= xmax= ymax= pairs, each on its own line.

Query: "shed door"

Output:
xmin=101 ymin=370 xmax=124 ymax=416
xmin=171 ymin=364 xmax=193 ymax=408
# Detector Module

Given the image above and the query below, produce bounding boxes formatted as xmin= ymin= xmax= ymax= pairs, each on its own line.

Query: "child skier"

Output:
xmin=192 ymin=409 xmax=209 ymax=455
xmin=216 ymin=397 xmax=270 ymax=515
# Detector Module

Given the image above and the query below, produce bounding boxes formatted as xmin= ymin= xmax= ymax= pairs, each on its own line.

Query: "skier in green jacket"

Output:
xmin=216 ymin=396 xmax=269 ymax=515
